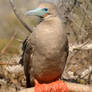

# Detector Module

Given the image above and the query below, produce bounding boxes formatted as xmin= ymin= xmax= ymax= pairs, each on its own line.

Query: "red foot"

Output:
xmin=35 ymin=80 xmax=69 ymax=92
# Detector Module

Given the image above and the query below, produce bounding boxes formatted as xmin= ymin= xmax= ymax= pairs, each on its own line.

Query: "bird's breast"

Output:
xmin=32 ymin=24 xmax=66 ymax=58
xmin=31 ymin=27 xmax=66 ymax=76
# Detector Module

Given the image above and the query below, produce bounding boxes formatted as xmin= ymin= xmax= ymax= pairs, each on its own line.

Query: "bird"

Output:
xmin=19 ymin=2 xmax=69 ymax=88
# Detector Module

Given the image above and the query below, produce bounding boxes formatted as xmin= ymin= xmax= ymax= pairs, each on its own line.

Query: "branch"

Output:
xmin=18 ymin=81 xmax=92 ymax=92
xmin=66 ymin=82 xmax=92 ymax=92
xmin=0 ymin=32 xmax=17 ymax=57
xmin=16 ymin=39 xmax=23 ymax=43
xmin=88 ymin=70 xmax=92 ymax=84
xmin=0 ymin=62 xmax=19 ymax=65
xmin=9 ymin=0 xmax=32 ymax=33
xmin=69 ymin=40 xmax=90 ymax=62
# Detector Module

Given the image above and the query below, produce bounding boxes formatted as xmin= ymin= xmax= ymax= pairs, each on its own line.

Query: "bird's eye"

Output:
xmin=44 ymin=8 xmax=48 ymax=11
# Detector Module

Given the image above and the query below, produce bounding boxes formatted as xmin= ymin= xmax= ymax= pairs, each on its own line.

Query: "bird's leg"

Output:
xmin=26 ymin=75 xmax=32 ymax=88
xmin=25 ymin=73 xmax=35 ymax=88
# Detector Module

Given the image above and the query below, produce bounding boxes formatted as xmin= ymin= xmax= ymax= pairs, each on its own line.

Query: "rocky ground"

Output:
xmin=0 ymin=55 xmax=25 ymax=92
xmin=0 ymin=44 xmax=92 ymax=92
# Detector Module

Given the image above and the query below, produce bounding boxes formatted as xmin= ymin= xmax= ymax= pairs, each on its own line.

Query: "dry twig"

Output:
xmin=0 ymin=62 xmax=19 ymax=66
xmin=0 ymin=32 xmax=17 ymax=57
xmin=88 ymin=70 xmax=92 ymax=84
xmin=69 ymin=39 xmax=90 ymax=62
xmin=9 ymin=0 xmax=32 ymax=33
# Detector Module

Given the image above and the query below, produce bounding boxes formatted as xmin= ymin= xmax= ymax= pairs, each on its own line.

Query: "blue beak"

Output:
xmin=26 ymin=8 xmax=44 ymax=16
xmin=26 ymin=8 xmax=48 ymax=17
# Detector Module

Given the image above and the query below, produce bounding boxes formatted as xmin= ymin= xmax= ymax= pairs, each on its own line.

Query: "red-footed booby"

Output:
xmin=20 ymin=2 xmax=69 ymax=88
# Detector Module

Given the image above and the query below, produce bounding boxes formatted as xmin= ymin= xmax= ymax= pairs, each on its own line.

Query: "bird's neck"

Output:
xmin=39 ymin=15 xmax=61 ymax=26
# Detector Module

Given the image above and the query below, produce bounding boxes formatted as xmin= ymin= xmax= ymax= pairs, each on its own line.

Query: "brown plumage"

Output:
xmin=19 ymin=2 xmax=68 ymax=87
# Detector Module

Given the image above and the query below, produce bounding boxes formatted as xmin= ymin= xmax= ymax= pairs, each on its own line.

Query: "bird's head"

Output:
xmin=25 ymin=2 xmax=57 ymax=18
